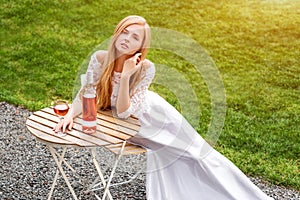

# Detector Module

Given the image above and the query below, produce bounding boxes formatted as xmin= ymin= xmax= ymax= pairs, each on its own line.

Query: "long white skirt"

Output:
xmin=128 ymin=91 xmax=273 ymax=200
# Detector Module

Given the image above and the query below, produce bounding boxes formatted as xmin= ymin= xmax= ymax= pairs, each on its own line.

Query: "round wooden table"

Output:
xmin=26 ymin=107 xmax=146 ymax=200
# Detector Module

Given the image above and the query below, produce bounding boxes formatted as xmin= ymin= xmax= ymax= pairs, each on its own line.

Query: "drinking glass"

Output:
xmin=52 ymin=100 xmax=69 ymax=136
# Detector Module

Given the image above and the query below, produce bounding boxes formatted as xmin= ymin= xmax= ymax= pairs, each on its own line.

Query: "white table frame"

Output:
xmin=46 ymin=141 xmax=129 ymax=200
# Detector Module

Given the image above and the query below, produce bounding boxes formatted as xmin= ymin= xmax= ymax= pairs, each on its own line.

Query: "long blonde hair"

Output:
xmin=96 ymin=15 xmax=151 ymax=110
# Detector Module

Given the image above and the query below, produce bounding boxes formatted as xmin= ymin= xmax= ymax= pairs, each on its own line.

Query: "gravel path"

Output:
xmin=0 ymin=101 xmax=299 ymax=200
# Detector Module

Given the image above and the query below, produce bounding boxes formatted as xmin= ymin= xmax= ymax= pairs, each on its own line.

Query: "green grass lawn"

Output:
xmin=1 ymin=0 xmax=299 ymax=190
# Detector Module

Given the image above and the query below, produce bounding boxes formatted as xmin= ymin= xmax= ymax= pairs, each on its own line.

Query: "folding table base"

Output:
xmin=45 ymin=142 xmax=125 ymax=200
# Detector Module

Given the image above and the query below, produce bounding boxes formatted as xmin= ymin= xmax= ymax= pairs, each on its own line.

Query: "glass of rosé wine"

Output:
xmin=52 ymin=100 xmax=69 ymax=136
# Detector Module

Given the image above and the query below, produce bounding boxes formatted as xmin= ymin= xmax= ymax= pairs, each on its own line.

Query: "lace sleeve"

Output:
xmin=85 ymin=51 xmax=103 ymax=85
xmin=117 ymin=62 xmax=155 ymax=119
xmin=74 ymin=51 xmax=103 ymax=102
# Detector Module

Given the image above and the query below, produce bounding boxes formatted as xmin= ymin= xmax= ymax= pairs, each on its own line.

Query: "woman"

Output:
xmin=54 ymin=15 xmax=273 ymax=200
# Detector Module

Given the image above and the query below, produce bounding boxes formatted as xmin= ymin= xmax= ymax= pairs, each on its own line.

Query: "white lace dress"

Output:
xmin=87 ymin=52 xmax=273 ymax=200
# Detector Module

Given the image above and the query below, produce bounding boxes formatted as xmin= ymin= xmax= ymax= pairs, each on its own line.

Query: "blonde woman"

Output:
xmin=54 ymin=15 xmax=273 ymax=200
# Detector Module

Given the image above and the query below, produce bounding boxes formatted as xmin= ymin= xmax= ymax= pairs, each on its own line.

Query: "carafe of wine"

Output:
xmin=82 ymin=70 xmax=97 ymax=134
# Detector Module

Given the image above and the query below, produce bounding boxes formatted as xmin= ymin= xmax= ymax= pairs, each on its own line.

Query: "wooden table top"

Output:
xmin=26 ymin=107 xmax=146 ymax=155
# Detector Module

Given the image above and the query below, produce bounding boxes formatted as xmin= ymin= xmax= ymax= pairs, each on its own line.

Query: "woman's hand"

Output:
xmin=122 ymin=53 xmax=143 ymax=78
xmin=53 ymin=111 xmax=74 ymax=133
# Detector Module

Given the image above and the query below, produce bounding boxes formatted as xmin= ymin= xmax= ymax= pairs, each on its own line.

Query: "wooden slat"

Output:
xmin=99 ymin=110 xmax=140 ymax=126
xmin=96 ymin=117 xmax=139 ymax=137
xmin=63 ymin=125 xmax=109 ymax=146
xmin=34 ymin=110 xmax=114 ymax=146
xmin=41 ymin=108 xmax=126 ymax=144
xmin=29 ymin=113 xmax=58 ymax=128
xmin=26 ymin=107 xmax=146 ymax=155
xmin=72 ymin=122 xmax=121 ymax=145
xmin=73 ymin=118 xmax=130 ymax=141
xmin=106 ymin=143 xmax=146 ymax=155
xmin=42 ymin=107 xmax=140 ymax=129
xmin=75 ymin=115 xmax=139 ymax=137
xmin=42 ymin=107 xmax=139 ymax=138
xmin=27 ymin=115 xmax=96 ymax=147
xmin=41 ymin=107 xmax=56 ymax=116
xmin=26 ymin=122 xmax=72 ymax=145
xmin=26 ymin=119 xmax=80 ymax=145
xmin=34 ymin=110 xmax=59 ymax=122
xmin=97 ymin=112 xmax=140 ymax=131
xmin=26 ymin=118 xmax=57 ymax=137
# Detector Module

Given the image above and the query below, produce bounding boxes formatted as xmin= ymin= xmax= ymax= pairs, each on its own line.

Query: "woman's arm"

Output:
xmin=116 ymin=75 xmax=131 ymax=114
xmin=116 ymin=57 xmax=155 ymax=118
xmin=116 ymin=53 xmax=143 ymax=115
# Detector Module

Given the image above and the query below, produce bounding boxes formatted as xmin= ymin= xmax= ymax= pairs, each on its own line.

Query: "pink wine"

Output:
xmin=82 ymin=94 xmax=97 ymax=134
xmin=53 ymin=104 xmax=69 ymax=116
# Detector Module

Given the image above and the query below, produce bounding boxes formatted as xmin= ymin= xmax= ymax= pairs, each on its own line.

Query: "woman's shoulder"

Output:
xmin=93 ymin=50 xmax=107 ymax=64
xmin=141 ymin=59 xmax=155 ymax=80
xmin=143 ymin=59 xmax=155 ymax=73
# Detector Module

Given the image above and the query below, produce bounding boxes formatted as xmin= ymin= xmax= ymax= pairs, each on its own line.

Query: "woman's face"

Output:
xmin=115 ymin=24 xmax=145 ymax=56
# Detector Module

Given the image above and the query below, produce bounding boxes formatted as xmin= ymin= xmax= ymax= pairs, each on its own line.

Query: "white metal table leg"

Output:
xmin=48 ymin=145 xmax=79 ymax=200
xmin=102 ymin=141 xmax=126 ymax=200
xmin=90 ymin=148 xmax=113 ymax=200
xmin=53 ymin=148 xmax=84 ymax=185
xmin=102 ymin=164 xmax=146 ymax=188
xmin=47 ymin=146 xmax=67 ymax=200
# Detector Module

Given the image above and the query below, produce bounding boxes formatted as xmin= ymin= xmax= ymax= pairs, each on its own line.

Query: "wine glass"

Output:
xmin=52 ymin=100 xmax=69 ymax=136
